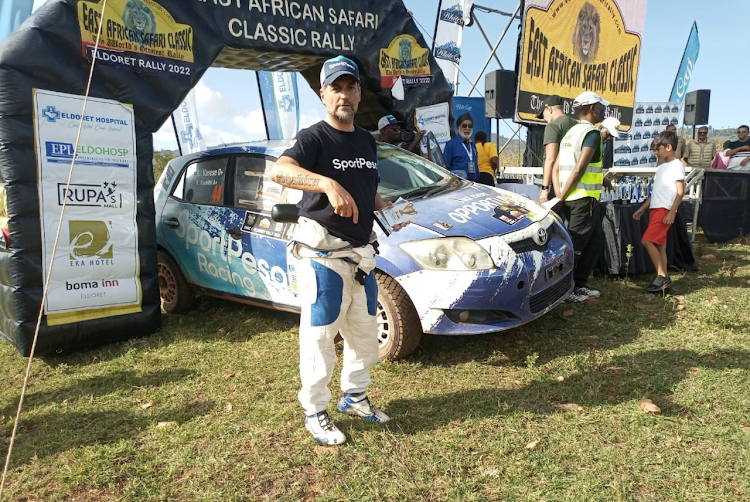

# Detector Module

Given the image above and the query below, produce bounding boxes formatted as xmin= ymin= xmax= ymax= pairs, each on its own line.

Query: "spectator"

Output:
xmin=443 ymin=113 xmax=479 ymax=181
xmin=633 ymin=130 xmax=685 ymax=293
xmin=474 ymin=131 xmax=498 ymax=186
xmin=538 ymin=95 xmax=577 ymax=202
xmin=726 ymin=125 xmax=750 ymax=170
xmin=377 ymin=114 xmax=425 ymax=154
xmin=660 ymin=124 xmax=686 ymax=164
xmin=685 ymin=126 xmax=717 ymax=169
xmin=553 ymin=91 xmax=607 ymax=303
xmin=599 ymin=117 xmax=621 ymax=169
xmin=712 ymin=140 xmax=732 ymax=169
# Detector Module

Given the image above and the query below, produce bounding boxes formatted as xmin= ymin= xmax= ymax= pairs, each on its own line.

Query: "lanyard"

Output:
xmin=461 ymin=141 xmax=474 ymax=159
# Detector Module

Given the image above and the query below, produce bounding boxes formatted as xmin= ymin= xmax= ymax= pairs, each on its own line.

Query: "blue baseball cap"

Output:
xmin=319 ymin=56 xmax=360 ymax=86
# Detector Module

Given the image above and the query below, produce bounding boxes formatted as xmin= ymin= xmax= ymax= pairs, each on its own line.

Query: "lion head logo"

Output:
xmin=399 ymin=38 xmax=413 ymax=68
xmin=572 ymin=2 xmax=600 ymax=63
xmin=122 ymin=0 xmax=157 ymax=40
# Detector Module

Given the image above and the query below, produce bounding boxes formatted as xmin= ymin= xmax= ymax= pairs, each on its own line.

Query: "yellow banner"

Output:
xmin=379 ymin=35 xmax=430 ymax=88
xmin=78 ymin=0 xmax=194 ymax=64
xmin=517 ymin=0 xmax=643 ymax=126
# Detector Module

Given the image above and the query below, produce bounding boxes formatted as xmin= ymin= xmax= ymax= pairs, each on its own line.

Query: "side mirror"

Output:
xmin=271 ymin=204 xmax=299 ymax=223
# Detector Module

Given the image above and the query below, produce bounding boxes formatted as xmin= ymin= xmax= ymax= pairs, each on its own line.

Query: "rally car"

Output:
xmin=154 ymin=141 xmax=574 ymax=360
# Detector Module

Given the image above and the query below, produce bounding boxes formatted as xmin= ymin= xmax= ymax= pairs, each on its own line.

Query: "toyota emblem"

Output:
xmin=533 ymin=227 xmax=548 ymax=246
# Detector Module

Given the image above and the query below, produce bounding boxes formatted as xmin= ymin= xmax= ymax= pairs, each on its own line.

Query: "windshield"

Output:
xmin=376 ymin=143 xmax=460 ymax=200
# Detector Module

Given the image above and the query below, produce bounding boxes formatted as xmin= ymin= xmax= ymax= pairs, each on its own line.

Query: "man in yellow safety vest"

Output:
xmin=552 ymin=91 xmax=607 ymax=303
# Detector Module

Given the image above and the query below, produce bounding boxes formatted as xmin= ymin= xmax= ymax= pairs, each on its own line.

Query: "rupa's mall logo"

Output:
xmin=58 ymin=181 xmax=122 ymax=208
xmin=440 ymin=3 xmax=465 ymax=26
xmin=68 ymin=220 xmax=114 ymax=266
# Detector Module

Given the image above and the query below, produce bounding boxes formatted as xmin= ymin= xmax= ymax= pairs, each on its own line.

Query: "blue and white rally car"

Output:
xmin=154 ymin=141 xmax=574 ymax=360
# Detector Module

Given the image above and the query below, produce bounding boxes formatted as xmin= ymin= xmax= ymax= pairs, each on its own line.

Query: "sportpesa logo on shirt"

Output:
xmin=332 ymin=157 xmax=377 ymax=171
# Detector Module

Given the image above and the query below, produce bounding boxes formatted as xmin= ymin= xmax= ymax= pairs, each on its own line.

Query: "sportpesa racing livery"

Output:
xmin=154 ymin=141 xmax=574 ymax=360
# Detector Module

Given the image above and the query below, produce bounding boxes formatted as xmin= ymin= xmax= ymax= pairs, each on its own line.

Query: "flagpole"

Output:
xmin=256 ymin=72 xmax=271 ymax=141
xmin=171 ymin=114 xmax=182 ymax=156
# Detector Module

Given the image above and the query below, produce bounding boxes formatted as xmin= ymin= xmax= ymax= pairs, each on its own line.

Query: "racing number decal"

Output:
xmin=211 ymin=184 xmax=223 ymax=203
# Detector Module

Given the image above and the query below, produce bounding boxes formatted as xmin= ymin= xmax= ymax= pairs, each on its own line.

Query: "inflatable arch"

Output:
xmin=0 ymin=0 xmax=453 ymax=355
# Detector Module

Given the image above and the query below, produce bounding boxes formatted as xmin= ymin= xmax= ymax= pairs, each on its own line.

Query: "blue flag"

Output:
xmin=0 ymin=0 xmax=34 ymax=42
xmin=669 ymin=22 xmax=700 ymax=104
xmin=257 ymin=71 xmax=300 ymax=141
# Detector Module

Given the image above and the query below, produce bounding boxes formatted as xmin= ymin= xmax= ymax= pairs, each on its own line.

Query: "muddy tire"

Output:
xmin=158 ymin=250 xmax=196 ymax=313
xmin=376 ymin=272 xmax=422 ymax=361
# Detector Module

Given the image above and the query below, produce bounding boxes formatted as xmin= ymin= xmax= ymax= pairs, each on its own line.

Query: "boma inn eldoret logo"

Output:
xmin=68 ymin=220 xmax=114 ymax=261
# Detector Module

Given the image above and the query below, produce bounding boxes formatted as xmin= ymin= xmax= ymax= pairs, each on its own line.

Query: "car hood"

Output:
xmin=403 ymin=183 xmax=549 ymax=239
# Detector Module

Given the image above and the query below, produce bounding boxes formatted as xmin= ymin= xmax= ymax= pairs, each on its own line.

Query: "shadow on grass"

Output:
xmin=384 ymin=348 xmax=750 ymax=435
xmin=0 ymin=368 xmax=212 ymax=466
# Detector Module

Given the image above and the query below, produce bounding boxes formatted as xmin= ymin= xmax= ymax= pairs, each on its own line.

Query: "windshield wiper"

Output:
xmin=399 ymin=185 xmax=437 ymax=200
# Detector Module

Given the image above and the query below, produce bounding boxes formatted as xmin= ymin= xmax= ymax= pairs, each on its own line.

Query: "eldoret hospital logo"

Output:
xmin=68 ymin=220 xmax=114 ymax=260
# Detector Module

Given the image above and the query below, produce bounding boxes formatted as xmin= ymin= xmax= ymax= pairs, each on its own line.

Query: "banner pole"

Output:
xmin=171 ymin=114 xmax=182 ymax=156
xmin=256 ymin=72 xmax=271 ymax=141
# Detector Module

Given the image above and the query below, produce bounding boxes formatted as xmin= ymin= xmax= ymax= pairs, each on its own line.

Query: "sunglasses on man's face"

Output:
xmin=698 ymin=132 xmax=707 ymax=135
xmin=739 ymin=130 xmax=749 ymax=135
xmin=460 ymin=123 xmax=473 ymax=129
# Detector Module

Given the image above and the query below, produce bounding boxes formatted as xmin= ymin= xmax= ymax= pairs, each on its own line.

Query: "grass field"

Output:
xmin=0 ymin=237 xmax=749 ymax=501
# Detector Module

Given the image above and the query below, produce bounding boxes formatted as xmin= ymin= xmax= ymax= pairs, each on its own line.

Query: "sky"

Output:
xmin=134 ymin=0 xmax=748 ymax=150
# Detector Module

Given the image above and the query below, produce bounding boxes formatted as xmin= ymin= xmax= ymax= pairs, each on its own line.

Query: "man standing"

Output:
xmin=726 ymin=125 xmax=750 ymax=170
xmin=442 ymin=113 xmax=479 ymax=181
xmin=377 ymin=114 xmax=425 ymax=154
xmin=553 ymin=91 xmax=607 ymax=303
xmin=538 ymin=96 xmax=577 ymax=202
xmin=271 ymin=56 xmax=390 ymax=445
xmin=662 ymin=124 xmax=687 ymax=164
xmin=685 ymin=126 xmax=717 ymax=169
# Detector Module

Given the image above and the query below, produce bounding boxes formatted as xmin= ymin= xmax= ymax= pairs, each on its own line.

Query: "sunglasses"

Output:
xmin=698 ymin=132 xmax=707 ymax=135
xmin=460 ymin=123 xmax=473 ymax=129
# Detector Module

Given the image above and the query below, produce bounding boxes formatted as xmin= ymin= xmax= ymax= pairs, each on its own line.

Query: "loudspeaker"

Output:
xmin=684 ymin=89 xmax=710 ymax=125
xmin=485 ymin=70 xmax=516 ymax=119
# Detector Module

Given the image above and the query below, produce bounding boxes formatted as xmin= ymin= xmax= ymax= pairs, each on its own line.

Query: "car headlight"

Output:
xmin=400 ymin=237 xmax=495 ymax=271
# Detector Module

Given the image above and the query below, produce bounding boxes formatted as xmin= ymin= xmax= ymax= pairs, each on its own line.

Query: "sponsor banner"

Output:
xmin=378 ymin=34 xmax=431 ymax=89
xmin=415 ymin=102 xmax=450 ymax=147
xmin=78 ymin=0 xmax=194 ymax=77
xmin=612 ymin=101 xmax=680 ymax=168
xmin=33 ymin=89 xmax=141 ymax=324
xmin=453 ymin=97 xmax=491 ymax=137
xmin=0 ymin=0 xmax=33 ymax=41
xmin=669 ymin=22 xmax=699 ymax=104
xmin=517 ymin=0 xmax=647 ymax=128
xmin=257 ymin=71 xmax=299 ymax=141
xmin=172 ymin=89 xmax=206 ymax=154
xmin=431 ymin=0 xmax=474 ymax=92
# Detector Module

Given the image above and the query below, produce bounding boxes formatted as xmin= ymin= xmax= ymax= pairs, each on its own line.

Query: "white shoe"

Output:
xmin=337 ymin=393 xmax=390 ymax=423
xmin=305 ymin=411 xmax=346 ymax=445
xmin=575 ymin=286 xmax=600 ymax=298
xmin=565 ymin=290 xmax=589 ymax=303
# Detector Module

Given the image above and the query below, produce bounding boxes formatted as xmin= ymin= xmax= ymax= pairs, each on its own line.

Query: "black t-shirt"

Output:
xmin=581 ymin=130 xmax=602 ymax=164
xmin=728 ymin=139 xmax=750 ymax=152
xmin=282 ymin=121 xmax=379 ymax=247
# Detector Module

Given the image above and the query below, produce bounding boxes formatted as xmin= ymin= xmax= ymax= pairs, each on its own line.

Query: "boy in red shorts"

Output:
xmin=633 ymin=131 xmax=685 ymax=292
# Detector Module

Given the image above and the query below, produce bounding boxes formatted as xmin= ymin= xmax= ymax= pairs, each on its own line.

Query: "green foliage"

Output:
xmin=153 ymin=150 xmax=178 ymax=182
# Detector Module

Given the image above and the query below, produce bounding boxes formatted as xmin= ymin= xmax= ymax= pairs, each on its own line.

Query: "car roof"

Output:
xmin=169 ymin=140 xmax=292 ymax=165
xmin=167 ymin=138 xmax=390 ymax=166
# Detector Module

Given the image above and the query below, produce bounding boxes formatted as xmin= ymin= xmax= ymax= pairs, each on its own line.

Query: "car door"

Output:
xmin=159 ymin=155 xmax=238 ymax=294
xmin=225 ymin=153 xmax=300 ymax=309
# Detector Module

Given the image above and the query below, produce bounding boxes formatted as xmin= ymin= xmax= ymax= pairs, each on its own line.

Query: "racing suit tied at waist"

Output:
xmin=291 ymin=216 xmax=377 ymax=285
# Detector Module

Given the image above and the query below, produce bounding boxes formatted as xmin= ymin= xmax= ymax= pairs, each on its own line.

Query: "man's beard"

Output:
xmin=329 ymin=103 xmax=357 ymax=123
xmin=460 ymin=130 xmax=472 ymax=140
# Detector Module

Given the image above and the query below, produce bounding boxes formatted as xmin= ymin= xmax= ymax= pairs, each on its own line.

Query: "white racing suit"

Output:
xmin=292 ymin=217 xmax=379 ymax=415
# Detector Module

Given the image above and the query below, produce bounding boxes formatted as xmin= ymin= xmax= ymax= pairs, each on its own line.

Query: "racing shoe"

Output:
xmin=337 ymin=393 xmax=390 ymax=423
xmin=305 ymin=411 xmax=346 ymax=445
xmin=574 ymin=286 xmax=600 ymax=298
